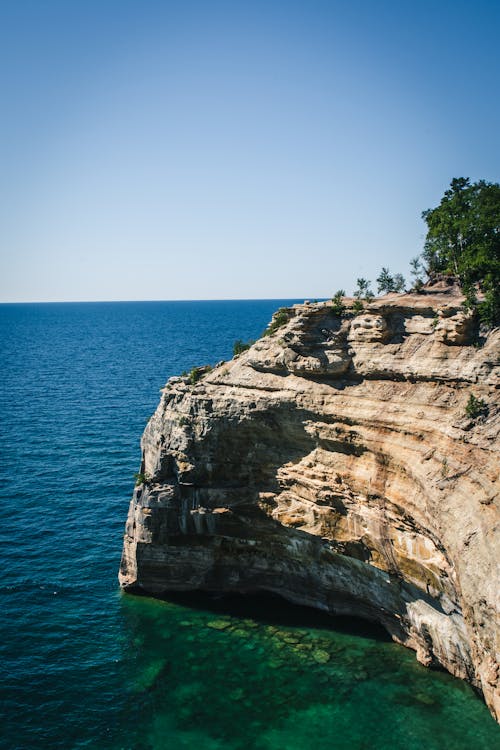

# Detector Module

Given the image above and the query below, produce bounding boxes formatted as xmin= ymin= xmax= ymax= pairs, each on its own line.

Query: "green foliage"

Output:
xmin=478 ymin=287 xmax=499 ymax=327
xmin=331 ymin=289 xmax=346 ymax=316
xmin=422 ymin=177 xmax=500 ymax=326
xmin=189 ymin=368 xmax=201 ymax=384
xmin=352 ymin=299 xmax=364 ymax=314
xmin=465 ymin=394 xmax=488 ymax=420
xmin=410 ymin=256 xmax=425 ymax=288
xmin=233 ymin=339 xmax=254 ymax=356
xmin=462 ymin=281 xmax=478 ymax=312
xmin=376 ymin=268 xmax=406 ymax=294
xmin=134 ymin=472 xmax=151 ymax=486
xmin=376 ymin=268 xmax=392 ymax=294
xmin=189 ymin=365 xmax=211 ymax=384
xmin=263 ymin=307 xmax=290 ymax=336
xmin=392 ymin=273 xmax=406 ymax=293
xmin=354 ymin=278 xmax=374 ymax=301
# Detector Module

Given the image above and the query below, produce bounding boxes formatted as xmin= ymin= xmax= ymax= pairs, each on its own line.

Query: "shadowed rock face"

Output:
xmin=119 ymin=288 xmax=500 ymax=722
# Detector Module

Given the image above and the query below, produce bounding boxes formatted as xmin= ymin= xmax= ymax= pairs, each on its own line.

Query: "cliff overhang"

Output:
xmin=119 ymin=287 xmax=500 ymax=721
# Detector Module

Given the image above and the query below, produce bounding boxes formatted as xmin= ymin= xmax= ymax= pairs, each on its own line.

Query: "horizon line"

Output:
xmin=0 ymin=296 xmax=327 ymax=305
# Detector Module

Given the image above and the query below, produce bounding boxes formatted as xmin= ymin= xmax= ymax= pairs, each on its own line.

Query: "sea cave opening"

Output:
xmin=152 ymin=588 xmax=392 ymax=643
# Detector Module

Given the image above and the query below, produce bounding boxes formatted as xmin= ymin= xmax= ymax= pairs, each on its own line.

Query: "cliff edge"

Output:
xmin=119 ymin=286 xmax=500 ymax=720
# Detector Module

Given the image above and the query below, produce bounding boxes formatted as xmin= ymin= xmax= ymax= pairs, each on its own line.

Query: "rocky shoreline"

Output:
xmin=119 ymin=284 xmax=499 ymax=721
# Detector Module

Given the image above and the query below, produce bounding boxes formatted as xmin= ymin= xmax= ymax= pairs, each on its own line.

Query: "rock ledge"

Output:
xmin=119 ymin=291 xmax=500 ymax=721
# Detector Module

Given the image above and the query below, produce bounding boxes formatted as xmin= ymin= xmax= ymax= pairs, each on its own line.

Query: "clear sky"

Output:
xmin=1 ymin=0 xmax=499 ymax=302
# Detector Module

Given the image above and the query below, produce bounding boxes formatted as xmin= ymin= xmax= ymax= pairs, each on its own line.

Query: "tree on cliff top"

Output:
xmin=376 ymin=267 xmax=406 ymax=294
xmin=422 ymin=177 xmax=500 ymax=326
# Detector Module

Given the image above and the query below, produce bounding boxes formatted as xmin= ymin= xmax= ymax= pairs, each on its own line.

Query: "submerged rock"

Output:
xmin=119 ymin=289 xmax=500 ymax=722
xmin=312 ymin=649 xmax=331 ymax=664
xmin=206 ymin=619 xmax=232 ymax=631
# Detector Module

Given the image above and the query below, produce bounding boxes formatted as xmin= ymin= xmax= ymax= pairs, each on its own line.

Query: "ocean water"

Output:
xmin=0 ymin=300 xmax=498 ymax=750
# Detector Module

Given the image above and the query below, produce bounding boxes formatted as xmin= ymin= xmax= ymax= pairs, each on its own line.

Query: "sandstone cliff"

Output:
xmin=119 ymin=285 xmax=500 ymax=721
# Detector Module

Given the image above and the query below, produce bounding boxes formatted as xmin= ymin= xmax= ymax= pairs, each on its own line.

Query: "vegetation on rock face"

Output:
xmin=134 ymin=472 xmax=151 ymax=486
xmin=188 ymin=365 xmax=212 ymax=384
xmin=189 ymin=368 xmax=201 ymax=384
xmin=421 ymin=177 xmax=500 ymax=326
xmin=263 ymin=307 xmax=290 ymax=336
xmin=233 ymin=339 xmax=254 ymax=356
xmin=331 ymin=290 xmax=346 ymax=316
xmin=465 ymin=394 xmax=488 ymax=420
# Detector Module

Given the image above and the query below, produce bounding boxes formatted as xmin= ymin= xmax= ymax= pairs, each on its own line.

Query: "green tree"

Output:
xmin=422 ymin=177 xmax=500 ymax=326
xmin=354 ymin=278 xmax=374 ymax=301
xmin=409 ymin=256 xmax=425 ymax=288
xmin=376 ymin=267 xmax=393 ymax=294
xmin=376 ymin=268 xmax=406 ymax=294
xmin=393 ymin=273 xmax=406 ymax=292
xmin=331 ymin=289 xmax=345 ymax=316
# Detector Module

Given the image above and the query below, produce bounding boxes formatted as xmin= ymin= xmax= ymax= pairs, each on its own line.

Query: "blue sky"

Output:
xmin=1 ymin=0 xmax=499 ymax=301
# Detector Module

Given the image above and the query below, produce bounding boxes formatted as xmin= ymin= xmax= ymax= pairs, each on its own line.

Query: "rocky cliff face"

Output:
xmin=119 ymin=286 xmax=500 ymax=721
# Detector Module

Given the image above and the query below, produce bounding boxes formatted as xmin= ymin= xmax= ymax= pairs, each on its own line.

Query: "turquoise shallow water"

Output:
xmin=0 ymin=300 xmax=499 ymax=750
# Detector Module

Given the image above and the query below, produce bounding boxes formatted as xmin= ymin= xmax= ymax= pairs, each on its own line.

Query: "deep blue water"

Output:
xmin=0 ymin=300 xmax=499 ymax=750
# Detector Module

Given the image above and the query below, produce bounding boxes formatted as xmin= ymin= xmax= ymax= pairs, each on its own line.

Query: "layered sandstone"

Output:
xmin=119 ymin=285 xmax=500 ymax=720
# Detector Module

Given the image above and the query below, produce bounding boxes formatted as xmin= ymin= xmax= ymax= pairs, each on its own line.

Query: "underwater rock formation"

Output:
xmin=119 ymin=284 xmax=499 ymax=721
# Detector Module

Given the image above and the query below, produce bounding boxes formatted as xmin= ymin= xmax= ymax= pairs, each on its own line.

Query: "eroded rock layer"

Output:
xmin=119 ymin=287 xmax=500 ymax=720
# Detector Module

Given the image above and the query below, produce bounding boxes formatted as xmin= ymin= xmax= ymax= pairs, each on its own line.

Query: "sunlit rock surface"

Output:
xmin=119 ymin=284 xmax=500 ymax=721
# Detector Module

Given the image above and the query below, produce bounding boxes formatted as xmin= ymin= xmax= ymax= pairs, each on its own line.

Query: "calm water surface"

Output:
xmin=0 ymin=300 xmax=498 ymax=750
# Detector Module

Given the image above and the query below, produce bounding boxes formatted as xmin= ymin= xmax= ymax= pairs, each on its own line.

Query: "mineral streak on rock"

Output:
xmin=119 ymin=284 xmax=500 ymax=721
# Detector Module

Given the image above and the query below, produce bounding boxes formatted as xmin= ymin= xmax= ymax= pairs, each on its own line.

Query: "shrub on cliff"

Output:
xmin=422 ymin=177 xmax=500 ymax=326
xmin=465 ymin=394 xmax=488 ymax=420
xmin=134 ymin=472 xmax=151 ymax=486
xmin=233 ymin=339 xmax=254 ymax=356
xmin=188 ymin=365 xmax=211 ymax=384
xmin=331 ymin=290 xmax=345 ymax=316
xmin=263 ymin=307 xmax=290 ymax=336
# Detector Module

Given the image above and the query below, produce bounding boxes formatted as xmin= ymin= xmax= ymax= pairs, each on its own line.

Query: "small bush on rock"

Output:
xmin=331 ymin=290 xmax=346 ymax=316
xmin=465 ymin=394 xmax=488 ymax=419
xmin=233 ymin=339 xmax=254 ymax=356
xmin=189 ymin=365 xmax=211 ymax=384
xmin=134 ymin=472 xmax=152 ymax=486
xmin=263 ymin=308 xmax=290 ymax=336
